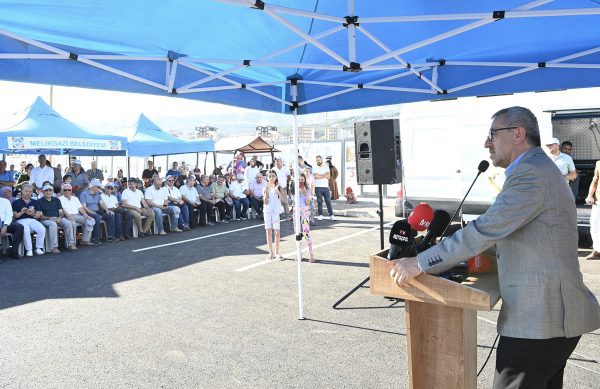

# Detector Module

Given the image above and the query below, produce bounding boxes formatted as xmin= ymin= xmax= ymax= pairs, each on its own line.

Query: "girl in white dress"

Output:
xmin=263 ymin=170 xmax=285 ymax=260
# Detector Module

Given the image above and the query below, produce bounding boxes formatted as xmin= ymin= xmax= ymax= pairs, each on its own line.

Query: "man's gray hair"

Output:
xmin=492 ymin=106 xmax=540 ymax=147
xmin=21 ymin=183 xmax=33 ymax=191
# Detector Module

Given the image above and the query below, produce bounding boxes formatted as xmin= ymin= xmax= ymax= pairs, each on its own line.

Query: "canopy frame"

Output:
xmin=1 ymin=2 xmax=598 ymax=114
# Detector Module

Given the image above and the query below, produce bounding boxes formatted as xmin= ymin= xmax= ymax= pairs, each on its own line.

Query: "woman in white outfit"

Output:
xmin=263 ymin=170 xmax=284 ymax=260
xmin=11 ymin=183 xmax=45 ymax=256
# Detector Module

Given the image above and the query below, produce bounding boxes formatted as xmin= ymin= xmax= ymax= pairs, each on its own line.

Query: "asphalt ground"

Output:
xmin=0 ymin=199 xmax=599 ymax=388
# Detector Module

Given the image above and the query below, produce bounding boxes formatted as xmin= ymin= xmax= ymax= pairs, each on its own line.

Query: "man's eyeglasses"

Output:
xmin=487 ymin=126 xmax=518 ymax=142
xmin=43 ymin=189 xmax=53 ymax=192
xmin=167 ymin=180 xmax=174 ymax=182
xmin=63 ymin=189 xmax=72 ymax=192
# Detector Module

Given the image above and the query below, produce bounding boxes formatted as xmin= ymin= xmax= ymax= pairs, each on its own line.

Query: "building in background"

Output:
xmin=195 ymin=125 xmax=218 ymax=140
xmin=297 ymin=126 xmax=315 ymax=142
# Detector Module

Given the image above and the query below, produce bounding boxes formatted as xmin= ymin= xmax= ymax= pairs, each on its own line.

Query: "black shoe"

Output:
xmin=138 ymin=233 xmax=146 ymax=238
xmin=11 ymin=253 xmax=23 ymax=259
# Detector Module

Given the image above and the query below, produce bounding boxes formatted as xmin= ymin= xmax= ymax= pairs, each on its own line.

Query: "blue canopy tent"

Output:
xmin=0 ymin=96 xmax=127 ymax=156
xmin=127 ymin=114 xmax=214 ymax=157
xmin=126 ymin=113 xmax=215 ymax=174
xmin=0 ymin=0 xmax=598 ymax=317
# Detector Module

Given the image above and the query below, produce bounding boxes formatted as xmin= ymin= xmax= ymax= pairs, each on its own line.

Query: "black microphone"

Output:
xmin=387 ymin=219 xmax=416 ymax=260
xmin=440 ymin=160 xmax=490 ymax=237
xmin=418 ymin=210 xmax=451 ymax=252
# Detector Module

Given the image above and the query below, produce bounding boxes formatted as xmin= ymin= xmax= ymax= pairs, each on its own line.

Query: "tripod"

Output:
xmin=332 ymin=184 xmax=385 ymax=309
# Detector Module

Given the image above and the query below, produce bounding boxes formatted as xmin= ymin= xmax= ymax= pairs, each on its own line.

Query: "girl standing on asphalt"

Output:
xmin=263 ymin=170 xmax=284 ymax=260
xmin=297 ymin=173 xmax=315 ymax=262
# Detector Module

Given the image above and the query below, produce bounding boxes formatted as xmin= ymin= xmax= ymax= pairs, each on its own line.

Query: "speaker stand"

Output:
xmin=332 ymin=184 xmax=385 ymax=309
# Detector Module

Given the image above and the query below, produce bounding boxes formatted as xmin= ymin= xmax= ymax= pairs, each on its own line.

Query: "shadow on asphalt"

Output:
xmin=0 ymin=218 xmax=382 ymax=311
xmin=304 ymin=318 xmax=406 ymax=336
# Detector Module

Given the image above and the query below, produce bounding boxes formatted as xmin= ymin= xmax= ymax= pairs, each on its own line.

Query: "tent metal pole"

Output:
xmin=362 ymin=0 xmax=549 ymax=67
xmin=261 ymin=6 xmax=348 ymax=66
xmin=213 ymin=152 xmax=217 ymax=174
xmin=178 ymin=25 xmax=343 ymax=91
xmin=196 ymin=152 xmax=200 ymax=171
xmin=291 ymin=82 xmax=304 ymax=320
xmin=203 ymin=152 xmax=208 ymax=175
xmin=126 ymin=150 xmax=130 ymax=178
xmin=448 ymin=46 xmax=600 ymax=93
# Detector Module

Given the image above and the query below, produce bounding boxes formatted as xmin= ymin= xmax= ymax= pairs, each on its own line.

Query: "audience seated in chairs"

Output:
xmin=0 ymin=187 xmax=24 ymax=260
xmin=145 ymin=175 xmax=179 ymax=234
xmin=38 ymin=183 xmax=77 ymax=253
xmin=120 ymin=178 xmax=155 ymax=237
xmin=12 ymin=183 xmax=46 ymax=256
xmin=196 ymin=175 xmax=221 ymax=226
xmin=165 ymin=175 xmax=190 ymax=231
xmin=101 ymin=182 xmax=133 ymax=241
xmin=180 ymin=175 xmax=202 ymax=228
xmin=80 ymin=178 xmax=114 ymax=244
xmin=248 ymin=172 xmax=265 ymax=218
xmin=59 ymin=183 xmax=95 ymax=246
xmin=211 ymin=175 xmax=232 ymax=222
xmin=229 ymin=173 xmax=250 ymax=220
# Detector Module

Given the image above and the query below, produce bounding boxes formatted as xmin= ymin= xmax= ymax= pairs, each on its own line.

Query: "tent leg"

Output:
xmin=196 ymin=152 xmax=200 ymax=172
xmin=126 ymin=150 xmax=130 ymax=178
xmin=204 ymin=152 xmax=208 ymax=175
xmin=213 ymin=152 xmax=217 ymax=174
xmin=291 ymin=84 xmax=304 ymax=320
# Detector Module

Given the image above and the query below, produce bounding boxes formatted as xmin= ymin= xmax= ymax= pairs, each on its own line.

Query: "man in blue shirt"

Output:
xmin=69 ymin=160 xmax=89 ymax=196
xmin=39 ymin=183 xmax=77 ymax=253
xmin=166 ymin=161 xmax=182 ymax=178
xmin=0 ymin=160 xmax=16 ymax=187
xmin=80 ymin=178 xmax=115 ymax=244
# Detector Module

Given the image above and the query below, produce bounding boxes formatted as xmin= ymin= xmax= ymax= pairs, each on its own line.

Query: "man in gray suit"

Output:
xmin=391 ymin=106 xmax=600 ymax=388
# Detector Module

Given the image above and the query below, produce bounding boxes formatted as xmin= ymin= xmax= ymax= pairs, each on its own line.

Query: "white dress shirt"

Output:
xmin=29 ymin=166 xmax=55 ymax=188
xmin=0 ymin=197 xmax=13 ymax=226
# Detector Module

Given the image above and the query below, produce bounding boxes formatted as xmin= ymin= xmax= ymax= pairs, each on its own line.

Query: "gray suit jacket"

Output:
xmin=418 ymin=147 xmax=600 ymax=339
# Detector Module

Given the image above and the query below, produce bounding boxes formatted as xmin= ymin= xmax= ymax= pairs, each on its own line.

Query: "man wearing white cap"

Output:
xmin=229 ymin=173 xmax=250 ymax=220
xmin=80 ymin=178 xmax=112 ymax=244
xmin=144 ymin=175 xmax=179 ymax=234
xmin=60 ymin=183 xmax=95 ymax=246
xmin=69 ymin=159 xmax=89 ymax=196
xmin=545 ymin=137 xmax=577 ymax=182
xmin=39 ymin=183 xmax=77 ymax=252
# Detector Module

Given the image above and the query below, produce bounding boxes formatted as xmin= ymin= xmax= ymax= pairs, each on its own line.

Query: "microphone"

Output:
xmin=408 ymin=202 xmax=434 ymax=232
xmin=440 ymin=160 xmax=490 ymax=237
xmin=418 ymin=210 xmax=451 ymax=251
xmin=387 ymin=219 xmax=416 ymax=260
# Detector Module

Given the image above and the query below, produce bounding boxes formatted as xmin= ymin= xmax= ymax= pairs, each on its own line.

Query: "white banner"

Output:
xmin=7 ymin=137 xmax=122 ymax=151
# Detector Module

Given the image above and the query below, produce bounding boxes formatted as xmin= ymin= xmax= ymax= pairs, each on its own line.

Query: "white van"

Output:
xmin=397 ymin=92 xmax=580 ymax=216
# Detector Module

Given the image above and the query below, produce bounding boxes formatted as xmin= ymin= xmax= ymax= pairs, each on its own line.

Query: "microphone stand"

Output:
xmin=440 ymin=169 xmax=485 ymax=238
xmin=332 ymin=184 xmax=384 ymax=309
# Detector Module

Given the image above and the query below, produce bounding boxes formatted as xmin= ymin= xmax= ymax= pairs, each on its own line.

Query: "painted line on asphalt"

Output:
xmin=235 ymin=221 xmax=394 ymax=272
xmin=131 ymin=222 xmax=269 ymax=252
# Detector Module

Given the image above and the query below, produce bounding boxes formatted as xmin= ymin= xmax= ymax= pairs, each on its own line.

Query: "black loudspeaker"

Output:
xmin=354 ymin=119 xmax=402 ymax=185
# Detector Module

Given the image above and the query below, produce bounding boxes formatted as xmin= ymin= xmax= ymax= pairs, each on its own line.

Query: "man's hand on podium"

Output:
xmin=390 ymin=257 xmax=422 ymax=287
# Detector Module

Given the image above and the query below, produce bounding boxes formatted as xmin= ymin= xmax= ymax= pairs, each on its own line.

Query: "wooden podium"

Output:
xmin=370 ymin=250 xmax=500 ymax=389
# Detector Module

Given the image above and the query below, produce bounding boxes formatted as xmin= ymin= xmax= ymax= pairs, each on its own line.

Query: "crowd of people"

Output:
xmin=0 ymin=152 xmax=342 ymax=262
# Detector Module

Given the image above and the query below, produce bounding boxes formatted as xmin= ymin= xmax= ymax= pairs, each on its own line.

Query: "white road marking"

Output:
xmin=235 ymin=221 xmax=394 ymax=272
xmin=131 ymin=222 xmax=268 ymax=252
